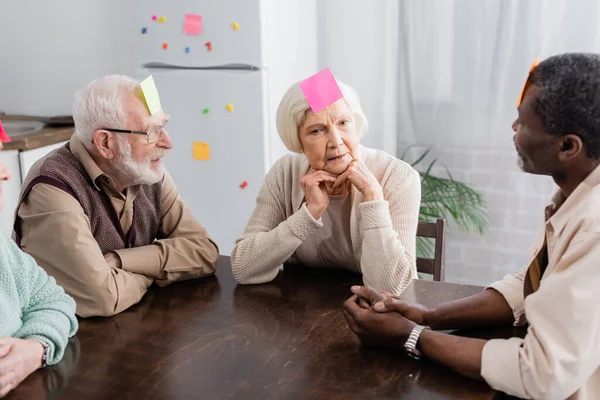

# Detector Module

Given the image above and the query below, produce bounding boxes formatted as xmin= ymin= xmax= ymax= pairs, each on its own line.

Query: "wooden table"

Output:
xmin=9 ymin=257 xmax=524 ymax=400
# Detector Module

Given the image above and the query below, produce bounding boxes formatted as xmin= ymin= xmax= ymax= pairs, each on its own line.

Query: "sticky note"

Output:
xmin=162 ymin=42 xmax=168 ymax=50
xmin=192 ymin=142 xmax=210 ymax=160
xmin=232 ymin=21 xmax=240 ymax=31
xmin=205 ymin=41 xmax=212 ymax=51
xmin=240 ymin=181 xmax=248 ymax=189
xmin=516 ymin=57 xmax=540 ymax=107
xmin=152 ymin=15 xmax=157 ymax=21
xmin=0 ymin=120 xmax=10 ymax=143
xmin=226 ymin=103 xmax=234 ymax=112
xmin=158 ymin=16 xmax=166 ymax=23
xmin=299 ymin=67 xmax=344 ymax=113
xmin=140 ymin=76 xmax=162 ymax=115
xmin=203 ymin=108 xmax=210 ymax=114
xmin=185 ymin=46 xmax=190 ymax=54
xmin=184 ymin=14 xmax=202 ymax=35
xmin=141 ymin=27 xmax=147 ymax=34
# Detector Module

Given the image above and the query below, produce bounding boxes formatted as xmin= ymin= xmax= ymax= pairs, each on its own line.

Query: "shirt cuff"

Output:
xmin=358 ymin=200 xmax=392 ymax=230
xmin=114 ymin=246 xmax=161 ymax=278
xmin=486 ymin=276 xmax=527 ymax=326
xmin=286 ymin=203 xmax=323 ymax=241
xmin=481 ymin=338 xmax=527 ymax=398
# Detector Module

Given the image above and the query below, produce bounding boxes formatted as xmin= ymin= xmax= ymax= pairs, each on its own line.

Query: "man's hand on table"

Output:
xmin=350 ymin=286 xmax=433 ymax=325
xmin=343 ymin=286 xmax=418 ymax=348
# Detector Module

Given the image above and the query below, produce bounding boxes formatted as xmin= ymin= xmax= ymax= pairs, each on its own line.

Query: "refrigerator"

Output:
xmin=136 ymin=0 xmax=318 ymax=254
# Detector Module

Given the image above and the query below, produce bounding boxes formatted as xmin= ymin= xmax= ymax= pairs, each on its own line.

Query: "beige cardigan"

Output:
xmin=231 ymin=146 xmax=421 ymax=294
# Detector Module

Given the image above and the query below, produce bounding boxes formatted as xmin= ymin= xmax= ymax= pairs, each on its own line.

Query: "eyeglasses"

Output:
xmin=100 ymin=120 xmax=169 ymax=144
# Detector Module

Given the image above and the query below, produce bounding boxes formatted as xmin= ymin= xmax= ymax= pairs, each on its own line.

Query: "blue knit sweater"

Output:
xmin=0 ymin=235 xmax=78 ymax=365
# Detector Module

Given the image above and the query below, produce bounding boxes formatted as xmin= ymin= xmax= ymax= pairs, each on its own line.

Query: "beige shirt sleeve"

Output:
xmin=486 ymin=227 xmax=545 ymax=327
xmin=358 ymin=166 xmax=420 ymax=294
xmin=486 ymin=265 xmax=528 ymax=326
xmin=17 ymin=184 xmax=153 ymax=318
xmin=231 ymin=165 xmax=324 ymax=284
xmin=112 ymin=171 xmax=219 ymax=287
xmin=481 ymin=232 xmax=600 ymax=399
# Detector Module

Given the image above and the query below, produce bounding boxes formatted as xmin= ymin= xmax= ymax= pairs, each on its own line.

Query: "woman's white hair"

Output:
xmin=72 ymin=75 xmax=140 ymax=145
xmin=275 ymin=80 xmax=369 ymax=153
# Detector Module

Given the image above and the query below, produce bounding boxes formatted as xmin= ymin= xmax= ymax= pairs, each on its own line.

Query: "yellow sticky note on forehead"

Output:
xmin=516 ymin=57 xmax=540 ymax=108
xmin=140 ymin=76 xmax=162 ymax=115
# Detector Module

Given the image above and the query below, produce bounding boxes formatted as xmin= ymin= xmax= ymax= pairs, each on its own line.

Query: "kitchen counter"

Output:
xmin=1 ymin=115 xmax=73 ymax=151
xmin=3 ymin=126 xmax=73 ymax=151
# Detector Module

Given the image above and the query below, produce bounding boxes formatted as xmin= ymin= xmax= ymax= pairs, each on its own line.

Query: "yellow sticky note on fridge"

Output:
xmin=140 ymin=76 xmax=162 ymax=115
xmin=192 ymin=142 xmax=210 ymax=160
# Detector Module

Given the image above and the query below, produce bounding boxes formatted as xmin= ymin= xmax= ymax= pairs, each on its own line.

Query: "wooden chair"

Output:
xmin=416 ymin=219 xmax=446 ymax=282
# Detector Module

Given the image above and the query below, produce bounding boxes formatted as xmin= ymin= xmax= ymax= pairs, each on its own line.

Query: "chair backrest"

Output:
xmin=416 ymin=219 xmax=446 ymax=282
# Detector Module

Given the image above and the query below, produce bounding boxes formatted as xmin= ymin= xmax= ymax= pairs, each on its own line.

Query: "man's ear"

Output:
xmin=558 ymin=134 xmax=584 ymax=162
xmin=92 ymin=130 xmax=118 ymax=160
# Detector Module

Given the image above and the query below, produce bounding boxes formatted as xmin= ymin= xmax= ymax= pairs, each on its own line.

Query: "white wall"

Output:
xmin=261 ymin=0 xmax=318 ymax=166
xmin=317 ymin=0 xmax=399 ymax=153
xmin=0 ymin=0 xmax=136 ymax=116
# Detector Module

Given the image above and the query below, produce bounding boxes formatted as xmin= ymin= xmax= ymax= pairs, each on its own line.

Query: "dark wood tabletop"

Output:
xmin=9 ymin=257 xmax=525 ymax=400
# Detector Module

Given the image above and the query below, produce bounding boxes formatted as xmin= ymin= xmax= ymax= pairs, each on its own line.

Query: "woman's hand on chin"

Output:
xmin=301 ymin=168 xmax=338 ymax=219
xmin=330 ymin=160 xmax=384 ymax=202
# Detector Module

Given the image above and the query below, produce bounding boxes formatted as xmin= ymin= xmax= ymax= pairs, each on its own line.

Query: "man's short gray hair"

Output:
xmin=275 ymin=80 xmax=369 ymax=154
xmin=72 ymin=75 xmax=140 ymax=145
xmin=530 ymin=53 xmax=600 ymax=159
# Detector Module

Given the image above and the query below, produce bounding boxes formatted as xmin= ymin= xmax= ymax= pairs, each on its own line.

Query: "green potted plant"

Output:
xmin=401 ymin=147 xmax=489 ymax=257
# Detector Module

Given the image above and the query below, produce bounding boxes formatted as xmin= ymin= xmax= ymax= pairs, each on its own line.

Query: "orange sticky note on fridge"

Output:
xmin=516 ymin=57 xmax=540 ymax=107
xmin=140 ymin=75 xmax=162 ymax=115
xmin=184 ymin=14 xmax=202 ymax=35
xmin=192 ymin=142 xmax=210 ymax=160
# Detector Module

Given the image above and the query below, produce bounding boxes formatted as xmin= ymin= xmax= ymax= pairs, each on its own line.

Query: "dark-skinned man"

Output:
xmin=344 ymin=53 xmax=600 ymax=400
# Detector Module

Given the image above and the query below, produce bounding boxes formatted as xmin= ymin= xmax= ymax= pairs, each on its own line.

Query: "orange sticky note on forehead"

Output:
xmin=516 ymin=57 xmax=540 ymax=108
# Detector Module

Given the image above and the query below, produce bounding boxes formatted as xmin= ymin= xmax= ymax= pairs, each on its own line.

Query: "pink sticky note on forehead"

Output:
xmin=299 ymin=68 xmax=344 ymax=113
xmin=0 ymin=120 xmax=10 ymax=143
xmin=184 ymin=14 xmax=202 ymax=35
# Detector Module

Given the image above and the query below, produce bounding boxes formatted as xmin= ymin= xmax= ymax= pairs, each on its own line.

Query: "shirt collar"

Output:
xmin=70 ymin=134 xmax=124 ymax=194
xmin=546 ymin=163 xmax=600 ymax=231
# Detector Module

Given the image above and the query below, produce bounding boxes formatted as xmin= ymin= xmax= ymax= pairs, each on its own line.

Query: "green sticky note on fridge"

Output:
xmin=140 ymin=76 xmax=162 ymax=115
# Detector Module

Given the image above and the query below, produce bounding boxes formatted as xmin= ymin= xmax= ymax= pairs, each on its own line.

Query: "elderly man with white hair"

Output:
xmin=231 ymin=79 xmax=421 ymax=294
xmin=13 ymin=75 xmax=219 ymax=318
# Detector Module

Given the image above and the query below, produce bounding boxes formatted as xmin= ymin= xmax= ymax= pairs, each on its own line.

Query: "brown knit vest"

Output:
xmin=14 ymin=143 xmax=162 ymax=253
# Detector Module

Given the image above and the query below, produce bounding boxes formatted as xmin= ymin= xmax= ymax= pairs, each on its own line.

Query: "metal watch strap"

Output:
xmin=404 ymin=325 xmax=430 ymax=360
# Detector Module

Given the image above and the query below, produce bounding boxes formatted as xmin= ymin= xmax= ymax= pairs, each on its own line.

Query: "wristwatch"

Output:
xmin=404 ymin=325 xmax=430 ymax=360
xmin=34 ymin=339 xmax=50 ymax=368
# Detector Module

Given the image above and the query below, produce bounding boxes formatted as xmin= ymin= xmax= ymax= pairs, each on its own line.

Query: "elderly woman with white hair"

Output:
xmin=231 ymin=80 xmax=421 ymax=294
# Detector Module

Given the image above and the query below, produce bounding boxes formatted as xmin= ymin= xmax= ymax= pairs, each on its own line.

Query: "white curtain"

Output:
xmin=396 ymin=0 xmax=600 ymax=151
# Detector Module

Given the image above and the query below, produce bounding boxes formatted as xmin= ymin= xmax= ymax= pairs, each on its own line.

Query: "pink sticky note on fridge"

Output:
xmin=0 ymin=120 xmax=10 ymax=143
xmin=299 ymin=68 xmax=343 ymax=113
xmin=183 ymin=14 xmax=202 ymax=35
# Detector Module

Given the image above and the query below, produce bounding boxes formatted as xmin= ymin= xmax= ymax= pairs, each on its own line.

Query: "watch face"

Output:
xmin=404 ymin=344 xmax=421 ymax=359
